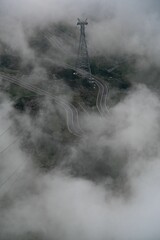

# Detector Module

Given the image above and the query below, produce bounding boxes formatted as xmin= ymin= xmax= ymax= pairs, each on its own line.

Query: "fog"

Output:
xmin=1 ymin=0 xmax=160 ymax=61
xmin=0 ymin=0 xmax=160 ymax=239
xmin=0 ymin=85 xmax=160 ymax=239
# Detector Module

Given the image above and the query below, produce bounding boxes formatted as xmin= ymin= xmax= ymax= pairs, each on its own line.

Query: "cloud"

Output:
xmin=1 ymin=0 xmax=160 ymax=63
xmin=1 ymin=1 xmax=160 ymax=239
xmin=0 ymin=85 xmax=160 ymax=239
xmin=0 ymin=96 xmax=29 ymax=198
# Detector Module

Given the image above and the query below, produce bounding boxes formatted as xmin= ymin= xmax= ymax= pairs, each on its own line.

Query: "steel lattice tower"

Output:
xmin=76 ymin=18 xmax=91 ymax=78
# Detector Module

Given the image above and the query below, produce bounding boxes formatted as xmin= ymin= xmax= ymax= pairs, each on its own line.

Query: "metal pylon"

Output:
xmin=76 ymin=18 xmax=91 ymax=78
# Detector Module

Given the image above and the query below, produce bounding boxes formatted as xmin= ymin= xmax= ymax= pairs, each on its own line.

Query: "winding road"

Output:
xmin=45 ymin=31 xmax=109 ymax=116
xmin=0 ymin=73 xmax=84 ymax=137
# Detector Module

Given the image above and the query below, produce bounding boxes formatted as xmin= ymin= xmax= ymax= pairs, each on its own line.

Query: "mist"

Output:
xmin=0 ymin=0 xmax=160 ymax=240
xmin=0 ymin=85 xmax=160 ymax=239
xmin=1 ymin=0 xmax=160 ymax=61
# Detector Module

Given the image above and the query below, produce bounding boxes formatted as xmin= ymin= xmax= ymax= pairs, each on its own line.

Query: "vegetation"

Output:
xmin=0 ymin=24 xmax=135 ymax=172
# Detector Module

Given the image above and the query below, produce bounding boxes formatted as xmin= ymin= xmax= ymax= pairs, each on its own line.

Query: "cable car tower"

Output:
xmin=75 ymin=18 xmax=91 ymax=78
